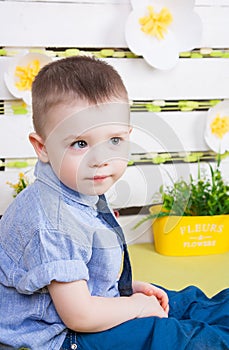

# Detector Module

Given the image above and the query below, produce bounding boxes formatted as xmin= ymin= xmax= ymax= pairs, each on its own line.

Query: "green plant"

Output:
xmin=135 ymin=156 xmax=229 ymax=228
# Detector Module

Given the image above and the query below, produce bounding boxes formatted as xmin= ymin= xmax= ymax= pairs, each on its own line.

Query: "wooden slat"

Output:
xmin=196 ymin=6 xmax=229 ymax=48
xmin=0 ymin=57 xmax=15 ymax=100
xmin=0 ymin=115 xmax=35 ymax=158
xmin=107 ymin=58 xmax=229 ymax=100
xmin=131 ymin=111 xmax=209 ymax=153
xmin=0 ymin=2 xmax=229 ymax=47
xmin=0 ymin=2 xmax=130 ymax=47
xmin=1 ymin=57 xmax=229 ymax=100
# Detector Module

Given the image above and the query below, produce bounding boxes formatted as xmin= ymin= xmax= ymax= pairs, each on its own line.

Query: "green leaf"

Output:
xmin=135 ymin=155 xmax=229 ymax=228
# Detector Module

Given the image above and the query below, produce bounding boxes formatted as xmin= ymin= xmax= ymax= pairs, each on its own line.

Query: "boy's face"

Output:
xmin=40 ymin=101 xmax=131 ymax=196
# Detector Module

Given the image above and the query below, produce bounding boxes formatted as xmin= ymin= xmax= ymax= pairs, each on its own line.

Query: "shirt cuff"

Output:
xmin=15 ymin=259 xmax=89 ymax=294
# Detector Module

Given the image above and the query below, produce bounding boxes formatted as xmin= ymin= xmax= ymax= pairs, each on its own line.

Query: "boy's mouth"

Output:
xmin=93 ymin=175 xmax=109 ymax=181
xmin=85 ymin=175 xmax=112 ymax=183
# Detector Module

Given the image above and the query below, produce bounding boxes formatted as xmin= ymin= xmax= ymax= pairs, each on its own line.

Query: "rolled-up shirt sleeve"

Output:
xmin=14 ymin=228 xmax=92 ymax=294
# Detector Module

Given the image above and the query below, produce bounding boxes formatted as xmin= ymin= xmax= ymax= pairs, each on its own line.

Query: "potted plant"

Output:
xmin=135 ymin=101 xmax=229 ymax=256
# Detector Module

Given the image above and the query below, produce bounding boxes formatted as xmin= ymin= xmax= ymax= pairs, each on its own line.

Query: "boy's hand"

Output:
xmin=132 ymin=281 xmax=169 ymax=315
xmin=131 ymin=293 xmax=168 ymax=319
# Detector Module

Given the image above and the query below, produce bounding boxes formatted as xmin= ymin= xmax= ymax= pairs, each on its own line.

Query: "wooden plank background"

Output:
xmin=0 ymin=0 xmax=229 ymax=236
xmin=0 ymin=1 xmax=229 ymax=47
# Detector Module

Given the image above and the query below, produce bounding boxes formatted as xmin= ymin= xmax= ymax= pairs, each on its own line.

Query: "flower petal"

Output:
xmin=171 ymin=9 xmax=203 ymax=51
xmin=143 ymin=31 xmax=179 ymax=70
xmin=125 ymin=11 xmax=150 ymax=55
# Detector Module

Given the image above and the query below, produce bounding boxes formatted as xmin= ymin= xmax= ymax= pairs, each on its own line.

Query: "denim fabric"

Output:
xmin=61 ymin=287 xmax=229 ymax=350
xmin=0 ymin=161 xmax=123 ymax=349
xmin=61 ymin=331 xmax=79 ymax=350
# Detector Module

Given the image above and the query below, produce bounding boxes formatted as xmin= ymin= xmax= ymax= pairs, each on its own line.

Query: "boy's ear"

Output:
xmin=29 ymin=132 xmax=49 ymax=163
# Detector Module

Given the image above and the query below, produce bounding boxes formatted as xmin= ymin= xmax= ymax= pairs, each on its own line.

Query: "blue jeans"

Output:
xmin=61 ymin=286 xmax=229 ymax=350
xmin=61 ymin=331 xmax=78 ymax=350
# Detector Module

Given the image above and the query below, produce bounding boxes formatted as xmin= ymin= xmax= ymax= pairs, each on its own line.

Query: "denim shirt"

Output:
xmin=0 ymin=161 xmax=123 ymax=350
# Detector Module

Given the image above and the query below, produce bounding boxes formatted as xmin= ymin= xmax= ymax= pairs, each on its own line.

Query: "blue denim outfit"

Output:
xmin=0 ymin=161 xmax=132 ymax=349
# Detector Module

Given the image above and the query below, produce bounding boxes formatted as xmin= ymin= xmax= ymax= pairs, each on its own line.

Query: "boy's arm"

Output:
xmin=48 ymin=279 xmax=167 ymax=333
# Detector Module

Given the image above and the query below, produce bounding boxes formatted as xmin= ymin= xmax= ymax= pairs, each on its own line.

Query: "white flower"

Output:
xmin=125 ymin=0 xmax=202 ymax=70
xmin=4 ymin=51 xmax=52 ymax=105
xmin=204 ymin=100 xmax=229 ymax=154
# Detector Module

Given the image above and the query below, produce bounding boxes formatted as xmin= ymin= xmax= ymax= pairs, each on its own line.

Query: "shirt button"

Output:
xmin=71 ymin=345 xmax=77 ymax=350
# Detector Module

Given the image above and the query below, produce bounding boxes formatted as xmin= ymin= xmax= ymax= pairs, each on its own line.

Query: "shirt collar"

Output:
xmin=34 ymin=160 xmax=99 ymax=207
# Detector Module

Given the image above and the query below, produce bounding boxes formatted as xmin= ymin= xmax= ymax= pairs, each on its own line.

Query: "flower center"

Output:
xmin=15 ymin=59 xmax=40 ymax=91
xmin=139 ymin=6 xmax=173 ymax=40
xmin=210 ymin=113 xmax=229 ymax=139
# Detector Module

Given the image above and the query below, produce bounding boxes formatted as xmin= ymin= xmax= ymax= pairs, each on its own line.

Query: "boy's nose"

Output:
xmin=89 ymin=157 xmax=109 ymax=168
xmin=87 ymin=149 xmax=109 ymax=168
xmin=90 ymin=162 xmax=109 ymax=169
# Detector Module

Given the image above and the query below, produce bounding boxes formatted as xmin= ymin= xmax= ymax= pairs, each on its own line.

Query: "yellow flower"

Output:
xmin=139 ymin=6 xmax=173 ymax=40
xmin=125 ymin=0 xmax=202 ymax=70
xmin=4 ymin=51 xmax=52 ymax=105
xmin=210 ymin=114 xmax=229 ymax=139
xmin=7 ymin=172 xmax=30 ymax=197
xmin=15 ymin=59 xmax=40 ymax=91
xmin=205 ymin=100 xmax=229 ymax=153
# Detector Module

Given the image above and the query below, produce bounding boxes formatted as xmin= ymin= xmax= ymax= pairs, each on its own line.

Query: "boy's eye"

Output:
xmin=110 ymin=137 xmax=121 ymax=146
xmin=70 ymin=140 xmax=88 ymax=149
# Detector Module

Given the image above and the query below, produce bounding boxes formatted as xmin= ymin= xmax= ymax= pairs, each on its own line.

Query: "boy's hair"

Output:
xmin=32 ymin=55 xmax=128 ymax=137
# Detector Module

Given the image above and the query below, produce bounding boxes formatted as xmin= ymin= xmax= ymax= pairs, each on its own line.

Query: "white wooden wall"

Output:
xmin=0 ymin=0 xmax=229 ymax=242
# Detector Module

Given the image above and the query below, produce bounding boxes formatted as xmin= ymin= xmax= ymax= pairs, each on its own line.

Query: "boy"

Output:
xmin=0 ymin=56 xmax=168 ymax=349
xmin=0 ymin=56 xmax=228 ymax=350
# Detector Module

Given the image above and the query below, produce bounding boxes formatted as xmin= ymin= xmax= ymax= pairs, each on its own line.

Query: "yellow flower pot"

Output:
xmin=150 ymin=207 xmax=229 ymax=256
